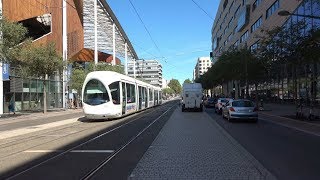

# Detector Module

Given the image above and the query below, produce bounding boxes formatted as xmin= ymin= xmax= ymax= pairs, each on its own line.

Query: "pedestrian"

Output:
xmin=74 ymin=98 xmax=77 ymax=109
xmin=8 ymin=97 xmax=15 ymax=114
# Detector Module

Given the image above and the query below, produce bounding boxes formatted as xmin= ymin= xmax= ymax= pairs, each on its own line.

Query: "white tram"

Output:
xmin=82 ymin=71 xmax=162 ymax=119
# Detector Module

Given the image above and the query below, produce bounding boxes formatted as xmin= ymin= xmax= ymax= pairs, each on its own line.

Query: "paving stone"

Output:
xmin=129 ymin=108 xmax=276 ymax=180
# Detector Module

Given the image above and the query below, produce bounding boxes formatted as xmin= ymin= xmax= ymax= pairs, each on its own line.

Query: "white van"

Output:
xmin=181 ymin=83 xmax=203 ymax=112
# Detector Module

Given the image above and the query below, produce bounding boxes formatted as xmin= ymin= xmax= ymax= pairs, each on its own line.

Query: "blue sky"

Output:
xmin=107 ymin=0 xmax=219 ymax=84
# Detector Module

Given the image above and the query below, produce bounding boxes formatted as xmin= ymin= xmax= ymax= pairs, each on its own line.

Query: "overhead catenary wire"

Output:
xmin=191 ymin=0 xmax=214 ymax=20
xmin=128 ymin=0 xmax=167 ymax=62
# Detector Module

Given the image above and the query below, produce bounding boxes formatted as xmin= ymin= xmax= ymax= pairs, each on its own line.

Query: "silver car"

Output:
xmin=215 ymin=98 xmax=229 ymax=114
xmin=222 ymin=99 xmax=258 ymax=122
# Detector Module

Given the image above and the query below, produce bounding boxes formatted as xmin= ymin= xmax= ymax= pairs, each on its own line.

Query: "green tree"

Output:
xmin=70 ymin=66 xmax=87 ymax=97
xmin=0 ymin=18 xmax=30 ymax=64
xmin=19 ymin=43 xmax=63 ymax=113
xmin=87 ymin=62 xmax=124 ymax=74
xmin=162 ymin=87 xmax=174 ymax=95
xmin=183 ymin=78 xmax=192 ymax=84
xmin=69 ymin=62 xmax=125 ymax=98
xmin=168 ymin=79 xmax=182 ymax=94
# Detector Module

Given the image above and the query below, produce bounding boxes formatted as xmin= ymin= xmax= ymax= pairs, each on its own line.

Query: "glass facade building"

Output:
xmin=3 ymin=69 xmax=63 ymax=113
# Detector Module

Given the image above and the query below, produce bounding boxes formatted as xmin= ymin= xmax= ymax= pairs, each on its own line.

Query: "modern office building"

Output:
xmin=0 ymin=0 xmax=137 ymax=114
xmin=211 ymin=0 xmax=320 ymax=99
xmin=194 ymin=57 xmax=212 ymax=80
xmin=127 ymin=59 xmax=163 ymax=87
xmin=211 ymin=0 xmax=303 ymax=57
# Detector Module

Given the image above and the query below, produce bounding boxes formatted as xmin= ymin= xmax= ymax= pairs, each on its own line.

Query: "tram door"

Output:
xmin=145 ymin=88 xmax=149 ymax=108
xmin=122 ymin=82 xmax=126 ymax=115
xmin=138 ymin=86 xmax=142 ymax=110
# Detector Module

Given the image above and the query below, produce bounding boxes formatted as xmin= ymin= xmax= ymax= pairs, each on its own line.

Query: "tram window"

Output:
xmin=83 ymin=79 xmax=109 ymax=105
xmin=155 ymin=90 xmax=158 ymax=101
xmin=143 ymin=87 xmax=147 ymax=102
xmin=126 ymin=83 xmax=136 ymax=103
xmin=109 ymin=81 xmax=120 ymax=104
xmin=149 ymin=89 xmax=153 ymax=101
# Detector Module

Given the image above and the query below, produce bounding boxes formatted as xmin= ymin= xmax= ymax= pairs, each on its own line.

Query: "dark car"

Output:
xmin=204 ymin=98 xmax=216 ymax=108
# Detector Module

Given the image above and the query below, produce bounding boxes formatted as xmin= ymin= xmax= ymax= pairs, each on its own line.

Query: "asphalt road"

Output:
xmin=2 ymin=101 xmax=177 ymax=180
xmin=205 ymin=107 xmax=320 ymax=180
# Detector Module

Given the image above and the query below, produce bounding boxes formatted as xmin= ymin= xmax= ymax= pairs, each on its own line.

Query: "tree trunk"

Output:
xmin=293 ymin=65 xmax=297 ymax=103
xmin=313 ymin=62 xmax=318 ymax=104
xmin=255 ymin=83 xmax=259 ymax=106
xmin=43 ymin=75 xmax=48 ymax=114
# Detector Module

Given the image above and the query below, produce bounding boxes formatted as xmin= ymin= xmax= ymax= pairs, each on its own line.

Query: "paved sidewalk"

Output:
xmin=129 ymin=108 xmax=275 ymax=179
xmin=0 ymin=108 xmax=82 ymax=121
xmin=258 ymin=103 xmax=320 ymax=137
xmin=262 ymin=103 xmax=320 ymax=119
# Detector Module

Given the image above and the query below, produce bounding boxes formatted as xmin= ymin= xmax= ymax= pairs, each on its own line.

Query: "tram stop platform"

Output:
xmin=129 ymin=107 xmax=276 ymax=180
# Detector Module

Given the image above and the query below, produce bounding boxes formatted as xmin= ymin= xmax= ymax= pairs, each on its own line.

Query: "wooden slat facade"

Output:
xmin=3 ymin=0 xmax=84 ymax=57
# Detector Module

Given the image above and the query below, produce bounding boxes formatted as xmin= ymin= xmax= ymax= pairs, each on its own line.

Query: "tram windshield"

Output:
xmin=83 ymin=79 xmax=109 ymax=105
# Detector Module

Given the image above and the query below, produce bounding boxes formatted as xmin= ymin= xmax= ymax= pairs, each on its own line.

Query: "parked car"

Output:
xmin=221 ymin=99 xmax=258 ymax=122
xmin=204 ymin=98 xmax=216 ymax=108
xmin=215 ymin=98 xmax=229 ymax=114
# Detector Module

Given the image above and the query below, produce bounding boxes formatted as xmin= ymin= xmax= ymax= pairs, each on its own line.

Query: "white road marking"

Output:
xmin=24 ymin=150 xmax=114 ymax=153
xmin=70 ymin=150 xmax=114 ymax=153
xmin=24 ymin=150 xmax=63 ymax=153
xmin=0 ymin=118 xmax=79 ymax=140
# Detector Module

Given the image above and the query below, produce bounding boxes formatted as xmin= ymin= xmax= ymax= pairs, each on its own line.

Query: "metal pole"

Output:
xmin=62 ymin=0 xmax=67 ymax=109
xmin=112 ymin=23 xmax=116 ymax=66
xmin=125 ymin=42 xmax=128 ymax=75
xmin=94 ymin=0 xmax=98 ymax=65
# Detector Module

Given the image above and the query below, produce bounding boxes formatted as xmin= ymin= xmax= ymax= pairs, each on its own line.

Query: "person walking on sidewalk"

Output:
xmin=8 ymin=97 xmax=15 ymax=114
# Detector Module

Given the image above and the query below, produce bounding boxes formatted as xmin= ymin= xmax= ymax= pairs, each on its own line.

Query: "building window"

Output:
xmin=250 ymin=42 xmax=259 ymax=52
xmin=234 ymin=40 xmax=239 ymax=47
xmin=228 ymin=1 xmax=234 ymax=13
xmin=233 ymin=25 xmax=238 ymax=34
xmin=234 ymin=5 xmax=241 ymax=17
xmin=228 ymin=17 xmax=233 ymax=29
xmin=251 ymin=16 xmax=262 ymax=32
xmin=19 ymin=13 xmax=52 ymax=41
xmin=252 ymin=0 xmax=263 ymax=11
xmin=242 ymin=0 xmax=246 ymax=5
xmin=240 ymin=30 xmax=249 ymax=43
xmin=228 ymin=33 xmax=232 ymax=42
xmin=266 ymin=0 xmax=280 ymax=19
xmin=223 ymin=0 xmax=229 ymax=10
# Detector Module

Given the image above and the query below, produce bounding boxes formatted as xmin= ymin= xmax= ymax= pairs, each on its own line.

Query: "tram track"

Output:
xmin=81 ymin=104 xmax=176 ymax=180
xmin=0 ymin=103 xmax=165 ymax=157
xmin=3 ymin=101 xmax=177 ymax=180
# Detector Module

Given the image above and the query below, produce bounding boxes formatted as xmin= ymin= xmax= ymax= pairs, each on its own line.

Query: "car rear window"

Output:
xmin=220 ymin=99 xmax=227 ymax=103
xmin=232 ymin=101 xmax=254 ymax=107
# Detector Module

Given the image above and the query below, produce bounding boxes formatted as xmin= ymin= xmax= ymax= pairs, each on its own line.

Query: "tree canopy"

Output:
xmin=0 ymin=18 xmax=30 ymax=64
xmin=183 ymin=78 xmax=192 ymax=84
xmin=69 ymin=62 xmax=125 ymax=96
xmin=168 ymin=79 xmax=182 ymax=94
